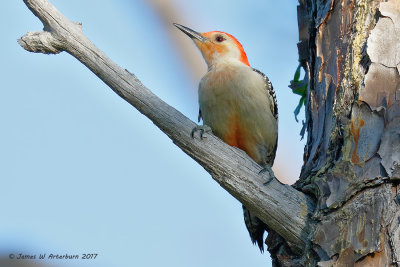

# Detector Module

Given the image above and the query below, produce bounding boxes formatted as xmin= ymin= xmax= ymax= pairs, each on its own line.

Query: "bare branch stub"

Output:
xmin=19 ymin=0 xmax=315 ymax=252
xmin=18 ymin=31 xmax=63 ymax=54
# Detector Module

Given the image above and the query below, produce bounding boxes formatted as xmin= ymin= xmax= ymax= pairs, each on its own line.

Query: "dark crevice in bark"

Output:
xmin=316 ymin=178 xmax=391 ymax=216
xmin=300 ymin=1 xmax=318 ymax=181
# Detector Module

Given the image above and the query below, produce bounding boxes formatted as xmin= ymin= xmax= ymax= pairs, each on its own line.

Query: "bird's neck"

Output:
xmin=207 ymin=57 xmax=250 ymax=72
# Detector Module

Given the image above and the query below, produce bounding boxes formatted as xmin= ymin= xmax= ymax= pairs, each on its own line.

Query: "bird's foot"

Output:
xmin=259 ymin=166 xmax=275 ymax=185
xmin=191 ymin=125 xmax=212 ymax=139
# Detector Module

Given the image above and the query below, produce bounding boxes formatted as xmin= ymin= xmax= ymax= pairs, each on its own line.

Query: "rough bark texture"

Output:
xmin=265 ymin=0 xmax=400 ymax=266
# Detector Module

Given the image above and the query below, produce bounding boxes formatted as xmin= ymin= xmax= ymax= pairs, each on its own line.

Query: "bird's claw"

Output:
xmin=191 ymin=125 xmax=212 ymax=139
xmin=263 ymin=177 xmax=273 ymax=186
xmin=259 ymin=166 xmax=275 ymax=185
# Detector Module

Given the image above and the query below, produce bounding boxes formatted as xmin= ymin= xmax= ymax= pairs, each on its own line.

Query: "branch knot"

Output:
xmin=18 ymin=31 xmax=64 ymax=54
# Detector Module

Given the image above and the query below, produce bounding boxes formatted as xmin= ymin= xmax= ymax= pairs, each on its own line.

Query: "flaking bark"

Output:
xmin=265 ymin=0 xmax=400 ymax=266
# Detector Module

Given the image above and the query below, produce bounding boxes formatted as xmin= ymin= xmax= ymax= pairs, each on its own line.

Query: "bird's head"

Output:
xmin=174 ymin=23 xmax=250 ymax=68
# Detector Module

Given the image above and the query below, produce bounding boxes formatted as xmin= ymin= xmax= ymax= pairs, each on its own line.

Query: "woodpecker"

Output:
xmin=174 ymin=23 xmax=278 ymax=252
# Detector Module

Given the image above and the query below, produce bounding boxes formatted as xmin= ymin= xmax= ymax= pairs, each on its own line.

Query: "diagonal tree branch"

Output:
xmin=19 ymin=0 xmax=315 ymax=252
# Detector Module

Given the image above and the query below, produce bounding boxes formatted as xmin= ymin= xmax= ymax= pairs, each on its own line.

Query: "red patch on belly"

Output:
xmin=223 ymin=114 xmax=246 ymax=151
xmin=223 ymin=114 xmax=260 ymax=162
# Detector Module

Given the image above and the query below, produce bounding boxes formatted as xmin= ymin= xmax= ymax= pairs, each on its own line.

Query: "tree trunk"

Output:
xmin=266 ymin=0 xmax=400 ymax=266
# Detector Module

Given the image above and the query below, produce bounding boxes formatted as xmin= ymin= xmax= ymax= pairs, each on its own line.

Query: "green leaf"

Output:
xmin=293 ymin=63 xmax=301 ymax=82
xmin=289 ymin=62 xmax=307 ymax=122
xmin=294 ymin=96 xmax=305 ymax=123
xmin=292 ymin=84 xmax=307 ymax=96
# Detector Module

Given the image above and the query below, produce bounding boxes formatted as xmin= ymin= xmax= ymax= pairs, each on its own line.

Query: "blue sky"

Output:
xmin=1 ymin=1 xmax=303 ymax=266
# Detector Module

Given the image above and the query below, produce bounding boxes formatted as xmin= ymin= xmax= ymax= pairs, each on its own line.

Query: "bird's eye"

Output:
xmin=216 ymin=36 xmax=224 ymax=42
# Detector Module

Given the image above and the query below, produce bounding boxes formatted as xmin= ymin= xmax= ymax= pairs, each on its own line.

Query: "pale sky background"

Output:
xmin=1 ymin=1 xmax=304 ymax=266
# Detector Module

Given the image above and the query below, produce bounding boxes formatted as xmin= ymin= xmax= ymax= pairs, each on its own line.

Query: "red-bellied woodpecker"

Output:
xmin=174 ymin=23 xmax=278 ymax=253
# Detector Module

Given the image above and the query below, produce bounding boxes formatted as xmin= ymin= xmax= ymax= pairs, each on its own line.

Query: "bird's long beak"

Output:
xmin=173 ymin=23 xmax=207 ymax=42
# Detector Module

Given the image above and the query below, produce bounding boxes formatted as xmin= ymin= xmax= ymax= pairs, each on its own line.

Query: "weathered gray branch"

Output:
xmin=19 ymin=0 xmax=314 ymax=251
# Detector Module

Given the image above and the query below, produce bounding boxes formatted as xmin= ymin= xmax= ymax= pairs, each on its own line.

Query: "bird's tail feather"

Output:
xmin=243 ymin=205 xmax=267 ymax=253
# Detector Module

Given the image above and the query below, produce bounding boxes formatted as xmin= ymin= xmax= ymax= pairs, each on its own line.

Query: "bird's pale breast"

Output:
xmin=199 ymin=64 xmax=277 ymax=165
